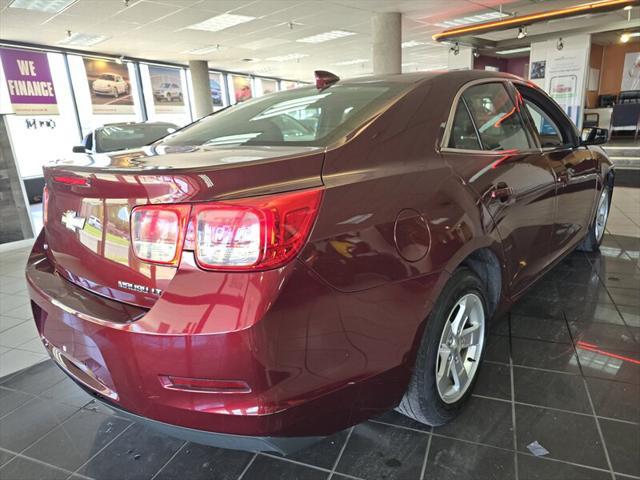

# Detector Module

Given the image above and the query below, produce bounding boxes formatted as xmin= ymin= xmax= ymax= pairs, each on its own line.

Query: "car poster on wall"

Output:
xmin=231 ymin=74 xmax=252 ymax=103
xmin=0 ymin=48 xmax=58 ymax=115
xmin=149 ymin=66 xmax=184 ymax=114
xmin=257 ymin=78 xmax=278 ymax=96
xmin=281 ymin=80 xmax=299 ymax=90
xmin=83 ymin=58 xmax=134 ymax=114
xmin=209 ymin=72 xmax=225 ymax=109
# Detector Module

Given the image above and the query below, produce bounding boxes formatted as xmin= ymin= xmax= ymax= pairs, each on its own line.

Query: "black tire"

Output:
xmin=578 ymin=183 xmax=612 ymax=252
xmin=397 ymin=267 xmax=488 ymax=426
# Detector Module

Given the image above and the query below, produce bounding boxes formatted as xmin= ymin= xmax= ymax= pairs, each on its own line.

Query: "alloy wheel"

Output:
xmin=435 ymin=293 xmax=485 ymax=404
xmin=594 ymin=187 xmax=609 ymax=243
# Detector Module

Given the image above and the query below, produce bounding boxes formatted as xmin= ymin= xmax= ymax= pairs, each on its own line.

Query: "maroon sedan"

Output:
xmin=26 ymin=70 xmax=613 ymax=453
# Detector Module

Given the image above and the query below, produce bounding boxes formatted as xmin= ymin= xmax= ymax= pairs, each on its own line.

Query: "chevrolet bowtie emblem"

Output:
xmin=61 ymin=210 xmax=86 ymax=232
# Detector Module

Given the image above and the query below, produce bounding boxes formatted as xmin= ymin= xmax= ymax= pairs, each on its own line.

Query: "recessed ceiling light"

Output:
xmin=183 ymin=45 xmax=223 ymax=55
xmin=266 ymin=53 xmax=308 ymax=62
xmin=333 ymin=58 xmax=368 ymax=65
xmin=187 ymin=13 xmax=255 ymax=32
xmin=434 ymin=11 xmax=509 ymax=28
xmin=9 ymin=0 xmax=76 ymax=13
xmin=57 ymin=33 xmax=109 ymax=46
xmin=496 ymin=46 xmax=531 ymax=55
xmin=296 ymin=30 xmax=356 ymax=44
xmin=401 ymin=41 xmax=427 ymax=48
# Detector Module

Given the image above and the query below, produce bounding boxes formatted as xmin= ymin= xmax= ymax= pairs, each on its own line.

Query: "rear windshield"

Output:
xmin=96 ymin=124 xmax=177 ymax=153
xmin=161 ymin=83 xmax=407 ymax=148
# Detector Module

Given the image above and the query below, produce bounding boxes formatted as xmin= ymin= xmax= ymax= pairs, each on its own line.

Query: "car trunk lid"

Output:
xmin=43 ymin=144 xmax=324 ymax=309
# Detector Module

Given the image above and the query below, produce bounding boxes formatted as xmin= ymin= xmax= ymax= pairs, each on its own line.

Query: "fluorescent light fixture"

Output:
xmin=9 ymin=0 xmax=76 ymax=13
xmin=296 ymin=30 xmax=356 ymax=44
xmin=620 ymin=32 xmax=640 ymax=42
xmin=333 ymin=58 xmax=368 ymax=65
xmin=496 ymin=46 xmax=531 ymax=55
xmin=402 ymin=40 xmax=427 ymax=48
xmin=266 ymin=53 xmax=308 ymax=62
xmin=184 ymin=45 xmax=223 ymax=55
xmin=187 ymin=13 xmax=255 ymax=32
xmin=435 ymin=11 xmax=508 ymax=28
xmin=57 ymin=33 xmax=109 ymax=46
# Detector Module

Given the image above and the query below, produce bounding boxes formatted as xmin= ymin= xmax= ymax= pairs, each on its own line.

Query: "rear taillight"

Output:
xmin=131 ymin=205 xmax=191 ymax=265
xmin=130 ymin=189 xmax=322 ymax=271
xmin=194 ymin=188 xmax=322 ymax=271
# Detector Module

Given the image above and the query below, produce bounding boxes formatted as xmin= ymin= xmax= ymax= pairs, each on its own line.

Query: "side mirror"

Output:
xmin=72 ymin=145 xmax=87 ymax=153
xmin=581 ymin=127 xmax=608 ymax=146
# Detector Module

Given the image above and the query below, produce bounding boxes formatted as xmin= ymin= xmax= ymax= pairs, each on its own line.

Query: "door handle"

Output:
xmin=490 ymin=183 xmax=513 ymax=202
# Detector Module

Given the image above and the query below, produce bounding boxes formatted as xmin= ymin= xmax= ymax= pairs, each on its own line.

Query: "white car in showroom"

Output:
xmin=92 ymin=73 xmax=129 ymax=97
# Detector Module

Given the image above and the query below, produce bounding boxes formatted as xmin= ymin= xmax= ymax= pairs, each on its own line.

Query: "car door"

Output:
xmin=515 ymin=82 xmax=598 ymax=257
xmin=441 ymin=80 xmax=557 ymax=295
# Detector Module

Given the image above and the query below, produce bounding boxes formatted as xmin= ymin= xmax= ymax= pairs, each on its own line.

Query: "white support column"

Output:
xmin=188 ymin=60 xmax=213 ymax=119
xmin=372 ymin=12 xmax=402 ymax=75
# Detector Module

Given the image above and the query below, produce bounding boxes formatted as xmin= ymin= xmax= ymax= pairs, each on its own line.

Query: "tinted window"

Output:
xmin=462 ymin=83 xmax=531 ymax=151
xmin=161 ymin=83 xmax=406 ymax=148
xmin=524 ymin=100 xmax=564 ymax=148
xmin=448 ymin=100 xmax=481 ymax=150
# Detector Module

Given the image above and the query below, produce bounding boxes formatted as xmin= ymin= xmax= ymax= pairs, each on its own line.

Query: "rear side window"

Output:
xmin=448 ymin=100 xmax=481 ymax=150
xmin=460 ymin=83 xmax=531 ymax=151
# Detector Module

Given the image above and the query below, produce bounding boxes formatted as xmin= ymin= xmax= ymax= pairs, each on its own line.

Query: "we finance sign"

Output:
xmin=1 ymin=48 xmax=58 ymax=115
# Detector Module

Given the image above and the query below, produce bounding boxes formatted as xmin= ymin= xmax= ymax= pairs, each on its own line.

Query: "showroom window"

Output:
xmin=461 ymin=82 xmax=532 ymax=151
xmin=139 ymin=63 xmax=192 ymax=127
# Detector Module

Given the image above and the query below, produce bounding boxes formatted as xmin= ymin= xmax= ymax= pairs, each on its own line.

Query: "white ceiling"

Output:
xmin=0 ymin=0 xmax=636 ymax=81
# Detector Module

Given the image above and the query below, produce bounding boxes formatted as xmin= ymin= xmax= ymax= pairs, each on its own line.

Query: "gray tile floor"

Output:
xmin=0 ymin=188 xmax=638 ymax=480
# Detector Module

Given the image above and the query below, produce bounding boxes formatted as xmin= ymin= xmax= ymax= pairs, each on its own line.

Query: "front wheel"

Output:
xmin=578 ymin=184 xmax=611 ymax=252
xmin=397 ymin=268 xmax=487 ymax=426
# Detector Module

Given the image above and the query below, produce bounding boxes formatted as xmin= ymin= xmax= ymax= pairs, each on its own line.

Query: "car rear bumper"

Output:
xmin=26 ymin=230 xmax=423 ymax=450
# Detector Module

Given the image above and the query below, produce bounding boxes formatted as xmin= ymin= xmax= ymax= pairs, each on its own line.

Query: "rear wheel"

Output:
xmin=397 ymin=268 xmax=487 ymax=426
xmin=578 ymin=185 xmax=611 ymax=252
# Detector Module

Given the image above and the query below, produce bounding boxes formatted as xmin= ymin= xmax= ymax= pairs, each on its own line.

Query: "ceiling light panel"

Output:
xmin=9 ymin=0 xmax=76 ymax=13
xmin=57 ymin=33 xmax=109 ymax=46
xmin=296 ymin=30 xmax=356 ymax=44
xmin=184 ymin=45 xmax=224 ymax=55
xmin=266 ymin=53 xmax=308 ymax=62
xmin=402 ymin=40 xmax=428 ymax=48
xmin=333 ymin=58 xmax=368 ymax=65
xmin=187 ymin=14 xmax=255 ymax=32
xmin=496 ymin=47 xmax=531 ymax=55
xmin=434 ymin=11 xmax=508 ymax=28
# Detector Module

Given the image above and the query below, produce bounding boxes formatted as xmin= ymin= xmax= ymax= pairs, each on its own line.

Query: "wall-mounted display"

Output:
xmin=0 ymin=48 xmax=58 ymax=115
xmin=231 ymin=74 xmax=252 ymax=103
xmin=530 ymin=60 xmax=546 ymax=80
xmin=84 ymin=58 xmax=134 ymax=114
xmin=209 ymin=72 xmax=224 ymax=108
xmin=149 ymin=66 xmax=184 ymax=113
xmin=621 ymin=52 xmax=640 ymax=91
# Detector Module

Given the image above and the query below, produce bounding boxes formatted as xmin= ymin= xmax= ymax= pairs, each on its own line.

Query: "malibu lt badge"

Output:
xmin=118 ymin=281 xmax=162 ymax=296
